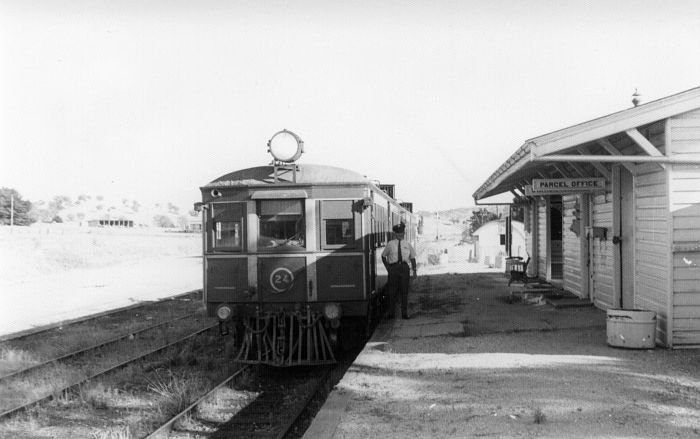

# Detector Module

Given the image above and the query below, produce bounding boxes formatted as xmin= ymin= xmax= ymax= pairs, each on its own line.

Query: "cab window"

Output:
xmin=210 ymin=203 xmax=245 ymax=251
xmin=258 ymin=200 xmax=305 ymax=250
xmin=321 ymin=200 xmax=356 ymax=250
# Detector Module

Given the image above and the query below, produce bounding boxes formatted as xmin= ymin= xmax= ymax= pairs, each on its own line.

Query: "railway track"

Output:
xmin=217 ymin=366 xmax=333 ymax=439
xmin=145 ymin=365 xmax=253 ymax=438
xmin=144 ymin=364 xmax=334 ymax=439
xmin=0 ymin=322 xmax=218 ymax=420
xmin=0 ymin=289 xmax=202 ymax=343
xmin=0 ymin=312 xmax=200 ymax=383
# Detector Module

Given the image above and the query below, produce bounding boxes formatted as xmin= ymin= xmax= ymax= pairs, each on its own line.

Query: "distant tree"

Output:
xmin=188 ymin=209 xmax=198 ymax=217
xmin=468 ymin=208 xmax=500 ymax=234
xmin=178 ymin=215 xmax=189 ymax=230
xmin=153 ymin=214 xmax=175 ymax=228
xmin=167 ymin=202 xmax=180 ymax=215
xmin=49 ymin=195 xmax=72 ymax=212
xmin=77 ymin=212 xmax=85 ymax=221
xmin=131 ymin=200 xmax=141 ymax=212
xmin=78 ymin=194 xmax=90 ymax=202
xmin=0 ymin=188 xmax=35 ymax=226
xmin=52 ymin=215 xmax=63 ymax=223
xmin=96 ymin=195 xmax=104 ymax=201
xmin=96 ymin=205 xmax=103 ymax=210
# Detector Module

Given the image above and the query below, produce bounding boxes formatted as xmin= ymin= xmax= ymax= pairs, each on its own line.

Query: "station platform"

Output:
xmin=303 ymin=271 xmax=609 ymax=439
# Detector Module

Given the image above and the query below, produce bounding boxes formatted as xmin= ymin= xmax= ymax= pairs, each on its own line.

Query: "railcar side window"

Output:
xmin=211 ymin=203 xmax=245 ymax=251
xmin=321 ymin=200 xmax=356 ymax=250
xmin=258 ymin=200 xmax=305 ymax=250
xmin=216 ymin=221 xmax=241 ymax=248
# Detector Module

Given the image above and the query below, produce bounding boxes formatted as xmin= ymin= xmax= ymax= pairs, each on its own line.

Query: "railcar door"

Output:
xmin=315 ymin=200 xmax=365 ymax=304
xmin=368 ymin=202 xmax=376 ymax=297
xmin=205 ymin=202 xmax=249 ymax=306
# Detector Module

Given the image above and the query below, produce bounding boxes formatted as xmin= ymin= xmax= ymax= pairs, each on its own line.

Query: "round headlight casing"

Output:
xmin=323 ymin=303 xmax=342 ymax=321
xmin=267 ymin=130 xmax=304 ymax=163
xmin=216 ymin=304 xmax=233 ymax=321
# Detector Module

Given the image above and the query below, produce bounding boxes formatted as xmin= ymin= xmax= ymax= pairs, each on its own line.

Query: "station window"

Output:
xmin=321 ymin=200 xmax=356 ymax=250
xmin=211 ymin=203 xmax=245 ymax=251
xmin=258 ymin=200 xmax=305 ymax=250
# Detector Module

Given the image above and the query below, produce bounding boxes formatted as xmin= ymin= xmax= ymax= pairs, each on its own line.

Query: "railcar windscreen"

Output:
xmin=258 ymin=199 xmax=305 ymax=249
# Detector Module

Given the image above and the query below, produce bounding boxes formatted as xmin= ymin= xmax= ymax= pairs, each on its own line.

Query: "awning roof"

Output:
xmin=473 ymin=86 xmax=700 ymax=201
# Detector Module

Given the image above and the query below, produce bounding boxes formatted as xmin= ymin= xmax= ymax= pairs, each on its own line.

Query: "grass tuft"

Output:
xmin=0 ymin=348 xmax=41 ymax=373
xmin=146 ymin=370 xmax=205 ymax=416
xmin=80 ymin=383 xmax=121 ymax=410
xmin=94 ymin=425 xmax=132 ymax=439
xmin=533 ymin=407 xmax=547 ymax=424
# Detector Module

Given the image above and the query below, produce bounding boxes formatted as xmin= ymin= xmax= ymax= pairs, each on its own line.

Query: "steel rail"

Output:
xmin=0 ymin=313 xmax=200 ymax=383
xmin=0 ymin=289 xmax=202 ymax=343
xmin=144 ymin=365 xmax=252 ymax=439
xmin=0 ymin=322 xmax=217 ymax=421
xmin=273 ymin=368 xmax=332 ymax=439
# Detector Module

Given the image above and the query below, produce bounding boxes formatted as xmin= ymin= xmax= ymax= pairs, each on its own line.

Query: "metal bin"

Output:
xmin=606 ymin=309 xmax=656 ymax=349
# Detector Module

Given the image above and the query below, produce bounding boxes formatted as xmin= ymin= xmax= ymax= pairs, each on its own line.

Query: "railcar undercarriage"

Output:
xmin=233 ymin=308 xmax=337 ymax=366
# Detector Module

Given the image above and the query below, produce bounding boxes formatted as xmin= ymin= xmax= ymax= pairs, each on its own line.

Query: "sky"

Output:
xmin=2 ymin=0 xmax=700 ymax=213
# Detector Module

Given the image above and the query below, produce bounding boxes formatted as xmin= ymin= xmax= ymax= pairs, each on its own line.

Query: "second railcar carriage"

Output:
xmin=196 ymin=130 xmax=416 ymax=366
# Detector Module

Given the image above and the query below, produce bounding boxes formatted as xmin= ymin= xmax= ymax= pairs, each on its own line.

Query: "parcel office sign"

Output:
xmin=525 ymin=178 xmax=606 ymax=195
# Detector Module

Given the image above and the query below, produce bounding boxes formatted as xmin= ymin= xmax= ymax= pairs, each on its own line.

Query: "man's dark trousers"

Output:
xmin=388 ymin=262 xmax=410 ymax=318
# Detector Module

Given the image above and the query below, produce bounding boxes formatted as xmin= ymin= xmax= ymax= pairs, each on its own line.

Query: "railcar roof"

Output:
xmin=203 ymin=164 xmax=369 ymax=188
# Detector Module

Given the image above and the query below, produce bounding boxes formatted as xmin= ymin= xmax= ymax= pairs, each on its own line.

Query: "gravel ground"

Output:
xmin=309 ymin=270 xmax=700 ymax=439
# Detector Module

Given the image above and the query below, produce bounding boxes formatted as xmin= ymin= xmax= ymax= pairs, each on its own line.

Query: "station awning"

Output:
xmin=473 ymin=86 xmax=700 ymax=202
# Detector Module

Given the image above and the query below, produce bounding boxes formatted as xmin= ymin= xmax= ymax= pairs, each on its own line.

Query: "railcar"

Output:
xmin=195 ymin=130 xmax=416 ymax=366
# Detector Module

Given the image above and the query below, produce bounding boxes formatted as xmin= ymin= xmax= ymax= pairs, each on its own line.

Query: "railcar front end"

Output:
xmin=197 ymin=133 xmax=415 ymax=366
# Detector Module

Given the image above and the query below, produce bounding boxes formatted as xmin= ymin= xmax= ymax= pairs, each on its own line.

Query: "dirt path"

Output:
xmin=318 ymin=272 xmax=700 ymax=438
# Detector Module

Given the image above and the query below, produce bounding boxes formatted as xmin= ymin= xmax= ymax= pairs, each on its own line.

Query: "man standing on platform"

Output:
xmin=381 ymin=222 xmax=417 ymax=319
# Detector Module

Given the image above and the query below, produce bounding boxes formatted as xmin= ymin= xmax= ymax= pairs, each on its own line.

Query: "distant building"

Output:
xmin=86 ymin=218 xmax=134 ymax=228
xmin=185 ymin=216 xmax=202 ymax=233
xmin=472 ymin=220 xmax=526 ymax=265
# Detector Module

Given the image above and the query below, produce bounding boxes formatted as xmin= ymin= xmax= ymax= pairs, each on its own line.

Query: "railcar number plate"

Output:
xmin=269 ymin=267 xmax=295 ymax=293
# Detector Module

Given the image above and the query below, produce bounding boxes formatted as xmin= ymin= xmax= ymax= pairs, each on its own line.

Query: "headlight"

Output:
xmin=323 ymin=303 xmax=342 ymax=320
xmin=216 ymin=304 xmax=233 ymax=321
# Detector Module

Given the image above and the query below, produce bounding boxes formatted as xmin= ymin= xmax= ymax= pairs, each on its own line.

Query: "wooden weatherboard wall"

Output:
xmin=562 ymin=194 xmax=584 ymax=297
xmin=669 ymin=109 xmax=700 ymax=347
xmin=634 ymin=163 xmax=670 ymax=345
xmin=590 ymin=187 xmax=615 ymax=309
xmin=537 ymin=200 xmax=548 ymax=279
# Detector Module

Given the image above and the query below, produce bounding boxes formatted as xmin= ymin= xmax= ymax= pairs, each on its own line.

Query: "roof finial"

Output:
xmin=632 ymin=88 xmax=641 ymax=107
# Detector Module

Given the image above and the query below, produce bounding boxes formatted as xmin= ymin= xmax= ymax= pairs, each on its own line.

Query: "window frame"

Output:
xmin=320 ymin=199 xmax=359 ymax=251
xmin=209 ymin=202 xmax=246 ymax=252
xmin=257 ymin=199 xmax=307 ymax=252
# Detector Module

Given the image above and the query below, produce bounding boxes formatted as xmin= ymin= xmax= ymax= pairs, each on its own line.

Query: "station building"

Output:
xmin=474 ymin=87 xmax=700 ymax=348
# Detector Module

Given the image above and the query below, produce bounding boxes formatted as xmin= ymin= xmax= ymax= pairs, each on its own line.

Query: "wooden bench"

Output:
xmin=507 ymin=256 xmax=531 ymax=286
